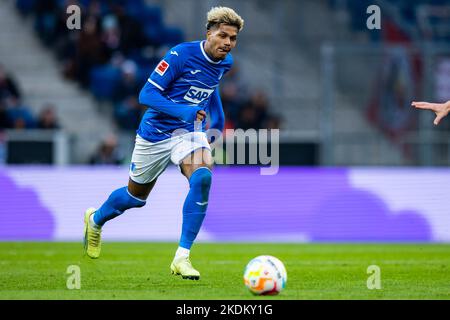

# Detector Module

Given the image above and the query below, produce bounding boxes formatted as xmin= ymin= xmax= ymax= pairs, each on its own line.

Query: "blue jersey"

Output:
xmin=137 ymin=40 xmax=233 ymax=142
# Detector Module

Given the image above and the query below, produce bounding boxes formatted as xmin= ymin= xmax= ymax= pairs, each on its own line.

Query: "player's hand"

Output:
xmin=196 ymin=110 xmax=206 ymax=121
xmin=412 ymin=101 xmax=450 ymax=126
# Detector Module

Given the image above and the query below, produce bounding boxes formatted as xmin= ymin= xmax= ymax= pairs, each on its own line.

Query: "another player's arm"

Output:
xmin=206 ymin=89 xmax=225 ymax=143
xmin=412 ymin=100 xmax=450 ymax=125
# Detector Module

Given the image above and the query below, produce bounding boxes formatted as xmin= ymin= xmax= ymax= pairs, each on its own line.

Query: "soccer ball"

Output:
xmin=243 ymin=255 xmax=287 ymax=295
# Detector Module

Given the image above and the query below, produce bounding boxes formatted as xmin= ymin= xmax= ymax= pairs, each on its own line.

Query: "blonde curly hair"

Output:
xmin=206 ymin=6 xmax=244 ymax=32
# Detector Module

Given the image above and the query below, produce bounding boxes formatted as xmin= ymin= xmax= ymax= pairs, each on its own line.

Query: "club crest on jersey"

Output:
xmin=184 ymin=86 xmax=214 ymax=104
xmin=155 ymin=60 xmax=169 ymax=76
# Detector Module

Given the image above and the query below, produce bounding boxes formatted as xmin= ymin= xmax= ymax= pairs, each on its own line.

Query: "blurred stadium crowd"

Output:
xmin=3 ymin=0 xmax=450 ymax=165
xmin=329 ymin=0 xmax=450 ymax=42
xmin=0 ymin=64 xmax=59 ymax=130
xmin=1 ymin=0 xmax=281 ymax=165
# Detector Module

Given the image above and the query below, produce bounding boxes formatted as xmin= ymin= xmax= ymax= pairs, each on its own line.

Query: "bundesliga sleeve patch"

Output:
xmin=155 ymin=60 xmax=169 ymax=76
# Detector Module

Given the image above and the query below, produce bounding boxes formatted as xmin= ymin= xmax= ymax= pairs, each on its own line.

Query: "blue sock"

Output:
xmin=93 ymin=186 xmax=146 ymax=226
xmin=179 ymin=167 xmax=212 ymax=249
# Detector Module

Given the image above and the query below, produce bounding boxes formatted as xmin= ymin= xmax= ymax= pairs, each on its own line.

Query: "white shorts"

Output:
xmin=129 ymin=132 xmax=211 ymax=184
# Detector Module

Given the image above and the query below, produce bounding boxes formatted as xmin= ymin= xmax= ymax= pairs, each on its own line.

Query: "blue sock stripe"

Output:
xmin=126 ymin=188 xmax=147 ymax=204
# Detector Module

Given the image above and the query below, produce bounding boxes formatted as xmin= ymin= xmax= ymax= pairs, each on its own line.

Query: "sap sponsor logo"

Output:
xmin=184 ymin=86 xmax=214 ymax=104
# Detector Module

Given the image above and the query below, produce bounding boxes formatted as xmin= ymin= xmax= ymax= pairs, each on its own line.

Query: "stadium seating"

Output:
xmin=9 ymin=0 xmax=284 ymax=165
xmin=14 ymin=0 xmax=189 ymax=132
xmin=89 ymin=65 xmax=121 ymax=101
xmin=328 ymin=0 xmax=450 ymax=42
xmin=16 ymin=0 xmax=184 ymax=95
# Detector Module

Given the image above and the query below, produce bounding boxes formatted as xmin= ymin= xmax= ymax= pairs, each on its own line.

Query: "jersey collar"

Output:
xmin=200 ymin=41 xmax=222 ymax=64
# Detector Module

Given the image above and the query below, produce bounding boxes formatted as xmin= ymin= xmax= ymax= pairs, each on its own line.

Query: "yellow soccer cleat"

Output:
xmin=170 ymin=256 xmax=200 ymax=280
xmin=83 ymin=207 xmax=102 ymax=259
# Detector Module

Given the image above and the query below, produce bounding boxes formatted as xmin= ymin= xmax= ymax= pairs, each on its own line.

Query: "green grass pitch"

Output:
xmin=0 ymin=242 xmax=449 ymax=299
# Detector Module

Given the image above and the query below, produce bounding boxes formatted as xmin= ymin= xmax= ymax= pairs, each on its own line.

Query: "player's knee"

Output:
xmin=189 ymin=167 xmax=212 ymax=193
xmin=112 ymin=187 xmax=146 ymax=211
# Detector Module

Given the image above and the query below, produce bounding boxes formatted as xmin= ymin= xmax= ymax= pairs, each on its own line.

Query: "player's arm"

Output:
xmin=206 ymin=89 xmax=225 ymax=143
xmin=139 ymin=47 xmax=203 ymax=123
xmin=412 ymin=100 xmax=450 ymax=125
xmin=139 ymin=82 xmax=201 ymax=122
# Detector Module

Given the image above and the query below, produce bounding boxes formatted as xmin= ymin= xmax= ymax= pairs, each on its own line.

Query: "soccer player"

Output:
xmin=83 ymin=7 xmax=244 ymax=280
xmin=412 ymin=100 xmax=450 ymax=125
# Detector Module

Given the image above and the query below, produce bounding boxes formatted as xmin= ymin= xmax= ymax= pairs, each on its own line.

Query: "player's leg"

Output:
xmin=91 ymin=178 xmax=155 ymax=227
xmin=171 ymin=147 xmax=213 ymax=280
xmin=178 ymin=149 xmax=213 ymax=252
xmin=84 ymin=134 xmax=171 ymax=259
xmin=84 ymin=179 xmax=155 ymax=259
